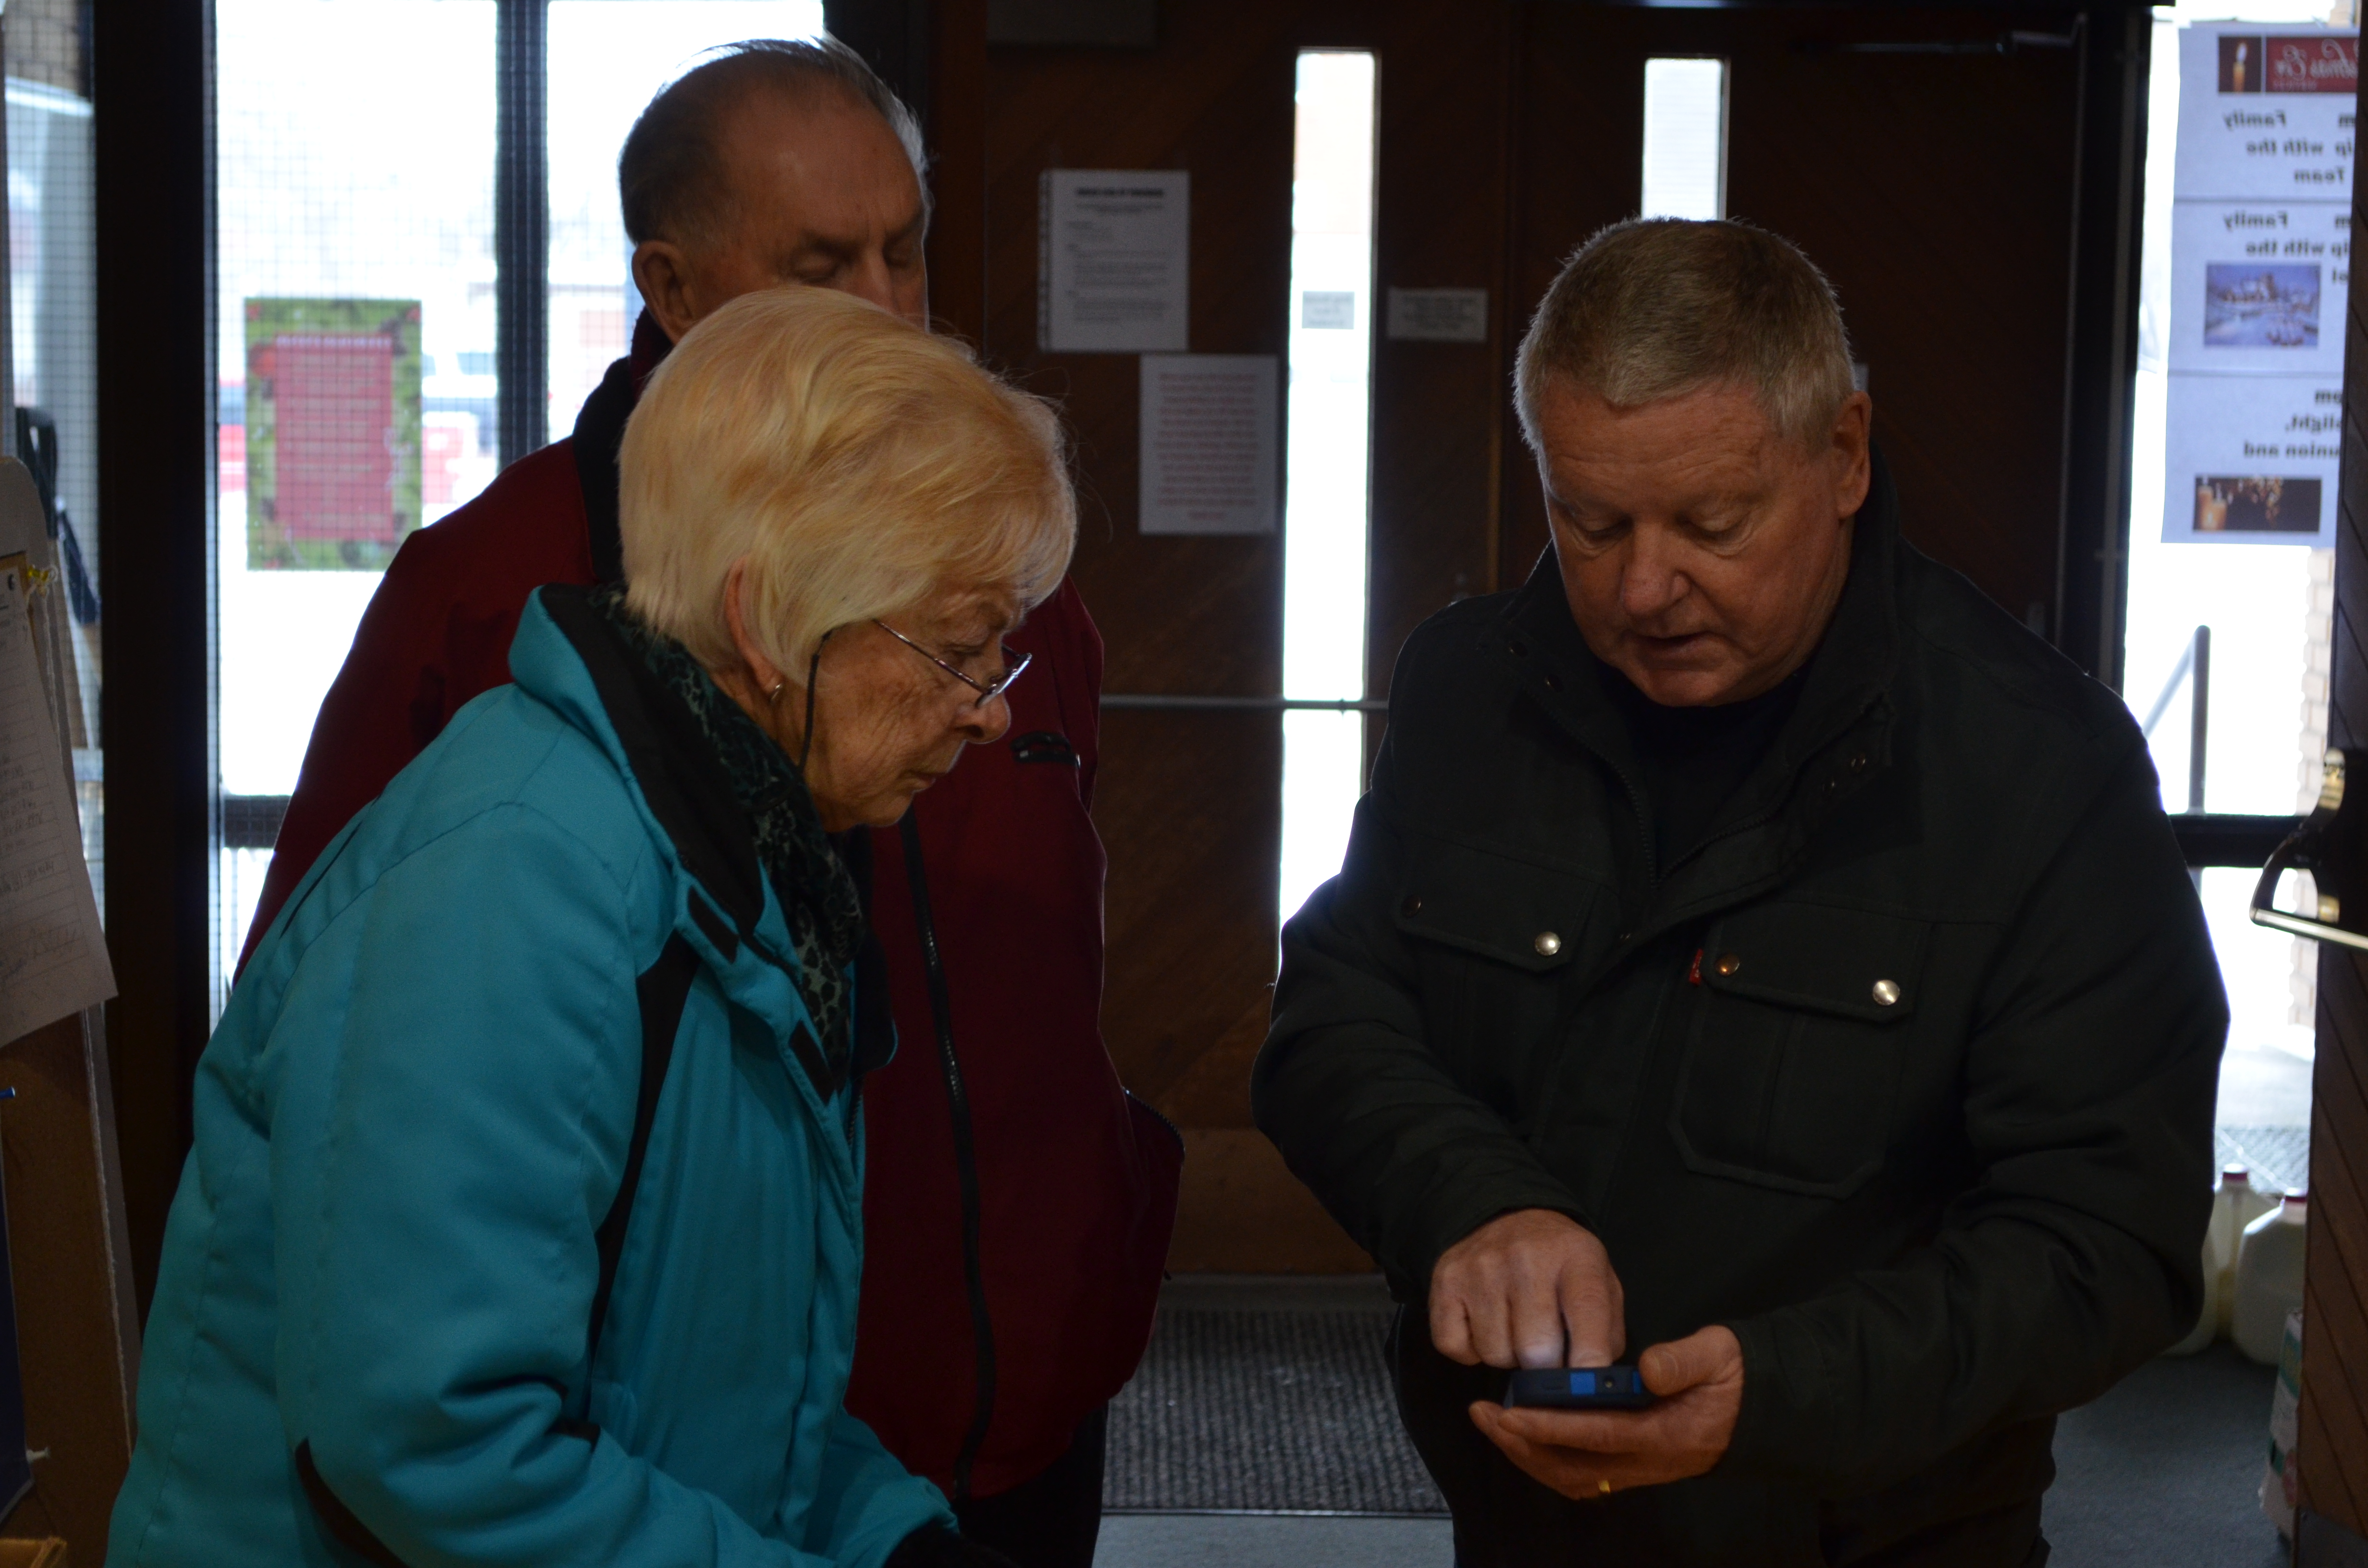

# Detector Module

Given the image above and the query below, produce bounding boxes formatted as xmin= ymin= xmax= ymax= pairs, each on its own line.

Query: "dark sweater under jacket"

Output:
xmin=1251 ymin=457 xmax=2224 ymax=1566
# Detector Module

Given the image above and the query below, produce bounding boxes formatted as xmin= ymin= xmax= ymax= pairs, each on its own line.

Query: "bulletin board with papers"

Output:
xmin=2165 ymin=23 xmax=2358 ymax=545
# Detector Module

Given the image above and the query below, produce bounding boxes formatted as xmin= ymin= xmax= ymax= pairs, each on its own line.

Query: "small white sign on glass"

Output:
xmin=1038 ymin=170 xmax=1190 ymax=353
xmin=1138 ymin=354 xmax=1279 ymax=537
xmin=1301 ymin=291 xmax=1356 ymax=330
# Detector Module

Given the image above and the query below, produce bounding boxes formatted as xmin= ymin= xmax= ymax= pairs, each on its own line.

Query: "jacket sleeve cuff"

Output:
xmin=1716 ymin=1312 xmax=1834 ymax=1484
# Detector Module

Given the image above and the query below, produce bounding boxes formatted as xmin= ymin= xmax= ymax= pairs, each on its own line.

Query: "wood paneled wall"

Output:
xmin=2301 ymin=176 xmax=2368 ymax=1546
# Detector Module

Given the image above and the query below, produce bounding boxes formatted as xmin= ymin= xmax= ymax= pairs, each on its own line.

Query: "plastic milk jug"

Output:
xmin=2218 ymin=1167 xmax=2275 ymax=1334
xmin=2166 ymin=1166 xmax=2230 ymax=1355
xmin=2233 ymin=1194 xmax=2307 ymax=1366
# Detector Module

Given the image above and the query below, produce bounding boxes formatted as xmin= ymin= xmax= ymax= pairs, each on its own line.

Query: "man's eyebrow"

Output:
xmin=782 ymin=231 xmax=864 ymax=265
xmin=782 ymin=202 xmax=926 ymax=262
xmin=1540 ymin=480 xmax=1599 ymax=517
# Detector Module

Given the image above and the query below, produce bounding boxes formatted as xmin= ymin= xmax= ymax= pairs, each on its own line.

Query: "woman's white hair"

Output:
xmin=620 ymin=286 xmax=1075 ymax=678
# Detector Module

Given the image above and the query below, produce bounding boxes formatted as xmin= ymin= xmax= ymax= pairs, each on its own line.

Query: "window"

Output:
xmin=215 ymin=0 xmax=500 ymax=991
xmin=2122 ymin=1 xmax=2348 ymax=1191
xmin=1278 ymin=49 xmax=1378 ymax=924
xmin=1640 ymin=58 xmax=1727 ymax=221
xmin=547 ymin=3 xmax=825 ymax=430
xmin=6 ymin=54 xmax=101 ymax=910
xmin=213 ymin=0 xmax=820 ymax=1003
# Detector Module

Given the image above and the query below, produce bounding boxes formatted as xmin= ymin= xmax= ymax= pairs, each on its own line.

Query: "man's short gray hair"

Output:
xmin=619 ymin=36 xmax=930 ymax=252
xmin=1514 ymin=218 xmax=1854 ymax=450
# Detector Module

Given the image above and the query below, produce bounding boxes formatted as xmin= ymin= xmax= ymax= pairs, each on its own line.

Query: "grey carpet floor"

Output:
xmin=1109 ymin=1283 xmax=2291 ymax=1568
xmin=2045 ymin=1343 xmax=2288 ymax=1568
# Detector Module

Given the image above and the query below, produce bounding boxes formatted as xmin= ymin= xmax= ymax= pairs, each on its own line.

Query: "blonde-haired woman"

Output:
xmin=109 ymin=288 xmax=1068 ymax=1568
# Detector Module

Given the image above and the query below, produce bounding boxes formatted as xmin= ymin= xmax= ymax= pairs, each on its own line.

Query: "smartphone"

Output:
xmin=1502 ymin=1366 xmax=1656 ymax=1410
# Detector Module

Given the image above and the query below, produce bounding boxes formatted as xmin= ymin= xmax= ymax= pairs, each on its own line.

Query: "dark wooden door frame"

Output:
xmin=93 ymin=0 xmax=217 ymax=1319
xmin=2302 ymin=115 xmax=2368 ymax=1556
xmin=2054 ymin=4 xmax=2151 ymax=689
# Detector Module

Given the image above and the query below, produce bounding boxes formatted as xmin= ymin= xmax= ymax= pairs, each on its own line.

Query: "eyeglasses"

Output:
xmin=873 ymin=619 xmax=1030 ymax=708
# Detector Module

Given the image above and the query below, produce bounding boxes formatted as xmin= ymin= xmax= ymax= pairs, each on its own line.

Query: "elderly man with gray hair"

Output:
xmin=1253 ymin=219 xmax=2222 ymax=1566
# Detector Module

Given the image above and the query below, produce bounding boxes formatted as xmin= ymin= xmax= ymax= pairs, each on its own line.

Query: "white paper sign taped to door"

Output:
xmin=1138 ymin=354 xmax=1278 ymax=536
xmin=1039 ymin=170 xmax=1190 ymax=353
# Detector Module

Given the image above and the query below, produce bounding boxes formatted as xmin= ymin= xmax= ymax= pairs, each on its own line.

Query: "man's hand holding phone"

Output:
xmin=1429 ymin=1209 xmax=1745 ymax=1500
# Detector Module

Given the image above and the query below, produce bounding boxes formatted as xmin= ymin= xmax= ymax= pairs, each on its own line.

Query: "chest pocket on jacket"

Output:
xmin=1670 ymin=903 xmax=1928 ymax=1200
xmin=1394 ymin=838 xmax=1611 ymax=1118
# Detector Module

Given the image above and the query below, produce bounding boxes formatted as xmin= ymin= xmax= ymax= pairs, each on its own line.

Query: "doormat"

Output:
xmin=1104 ymin=1307 xmax=1446 ymax=1515
xmin=2218 ymin=1125 xmax=2308 ymax=1196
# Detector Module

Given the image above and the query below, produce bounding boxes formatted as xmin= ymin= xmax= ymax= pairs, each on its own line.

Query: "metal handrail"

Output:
xmin=2138 ymin=625 xmax=2211 ymax=814
xmin=1100 ymin=694 xmax=1388 ymax=712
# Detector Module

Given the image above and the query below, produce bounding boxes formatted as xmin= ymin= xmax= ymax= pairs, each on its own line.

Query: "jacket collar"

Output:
xmin=508 ymin=584 xmax=892 ymax=1108
xmin=573 ymin=310 xmax=673 ymax=585
xmin=1489 ymin=445 xmax=1906 ymax=927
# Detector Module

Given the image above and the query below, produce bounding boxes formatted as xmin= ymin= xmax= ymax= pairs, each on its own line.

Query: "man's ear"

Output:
xmin=1829 ymin=391 xmax=1874 ymax=517
xmin=630 ymin=240 xmax=700 ymax=344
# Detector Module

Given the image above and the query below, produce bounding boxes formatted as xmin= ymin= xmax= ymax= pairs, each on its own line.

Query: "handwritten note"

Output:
xmin=0 ymin=559 xmax=113 ymax=1044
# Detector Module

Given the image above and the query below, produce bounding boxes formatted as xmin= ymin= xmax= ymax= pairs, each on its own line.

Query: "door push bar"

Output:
xmin=1099 ymin=694 xmax=1389 ymax=712
xmin=2249 ymin=750 xmax=2368 ymax=951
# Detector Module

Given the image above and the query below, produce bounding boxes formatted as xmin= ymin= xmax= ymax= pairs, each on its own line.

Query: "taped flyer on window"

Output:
xmin=2164 ymin=20 xmax=2355 ymax=546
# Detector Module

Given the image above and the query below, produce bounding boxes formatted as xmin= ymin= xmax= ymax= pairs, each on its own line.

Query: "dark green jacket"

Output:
xmin=1252 ymin=465 xmax=2222 ymax=1562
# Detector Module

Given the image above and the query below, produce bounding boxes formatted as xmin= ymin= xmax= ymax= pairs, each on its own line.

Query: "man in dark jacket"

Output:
xmin=1251 ymin=219 xmax=2223 ymax=1566
xmin=244 ymin=40 xmax=1180 ymax=1568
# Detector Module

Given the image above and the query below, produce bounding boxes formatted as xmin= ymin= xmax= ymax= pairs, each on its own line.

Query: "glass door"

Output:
xmin=2123 ymin=1 xmax=2356 ymax=1194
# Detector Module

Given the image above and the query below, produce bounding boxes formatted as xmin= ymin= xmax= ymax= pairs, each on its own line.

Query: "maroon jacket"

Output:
xmin=243 ymin=315 xmax=1182 ymax=1500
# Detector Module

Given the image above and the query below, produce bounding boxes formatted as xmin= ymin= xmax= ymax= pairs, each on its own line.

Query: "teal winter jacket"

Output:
xmin=108 ymin=587 xmax=952 ymax=1567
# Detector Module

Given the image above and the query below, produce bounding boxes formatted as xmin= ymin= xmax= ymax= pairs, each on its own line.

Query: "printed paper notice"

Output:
xmin=0 ymin=561 xmax=114 ymax=1043
xmin=1039 ymin=171 xmax=1189 ymax=353
xmin=2164 ymin=22 xmax=2356 ymax=545
xmin=2162 ymin=375 xmax=2342 ymax=544
xmin=1139 ymin=355 xmax=1278 ymax=536
xmin=2173 ymin=28 xmax=2358 ymax=202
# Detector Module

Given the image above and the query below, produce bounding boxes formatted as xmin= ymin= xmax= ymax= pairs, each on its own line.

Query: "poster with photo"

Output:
xmin=2161 ymin=372 xmax=2342 ymax=545
xmin=245 ymin=297 xmax=423 ymax=572
xmin=2166 ymin=201 xmax=2349 ymax=375
xmin=2166 ymin=23 xmax=2354 ymax=545
xmin=2175 ymin=25 xmax=2357 ymax=201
